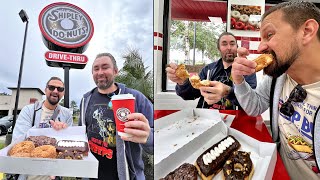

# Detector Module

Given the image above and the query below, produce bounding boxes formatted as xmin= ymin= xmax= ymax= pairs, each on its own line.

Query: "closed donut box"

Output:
xmin=155 ymin=108 xmax=277 ymax=180
xmin=0 ymin=126 xmax=98 ymax=178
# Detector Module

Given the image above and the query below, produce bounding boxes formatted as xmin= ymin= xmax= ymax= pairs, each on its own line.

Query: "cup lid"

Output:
xmin=111 ymin=94 xmax=135 ymax=100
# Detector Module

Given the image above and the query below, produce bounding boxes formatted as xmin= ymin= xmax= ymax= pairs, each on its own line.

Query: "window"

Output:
xmin=163 ymin=0 xmax=228 ymax=91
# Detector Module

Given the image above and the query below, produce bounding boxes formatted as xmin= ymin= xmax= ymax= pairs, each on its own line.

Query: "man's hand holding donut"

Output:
xmin=200 ymin=81 xmax=231 ymax=105
xmin=121 ymin=113 xmax=151 ymax=144
xmin=231 ymin=47 xmax=256 ymax=84
xmin=166 ymin=63 xmax=188 ymax=85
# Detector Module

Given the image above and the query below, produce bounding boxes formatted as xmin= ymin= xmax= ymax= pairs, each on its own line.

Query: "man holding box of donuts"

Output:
xmin=166 ymin=32 xmax=257 ymax=110
xmin=231 ymin=1 xmax=320 ymax=179
xmin=11 ymin=76 xmax=73 ymax=180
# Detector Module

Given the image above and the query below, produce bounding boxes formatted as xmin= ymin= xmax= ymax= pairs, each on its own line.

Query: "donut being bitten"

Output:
xmin=175 ymin=64 xmax=190 ymax=80
xmin=189 ymin=75 xmax=210 ymax=89
xmin=222 ymin=151 xmax=254 ymax=180
xmin=253 ymin=54 xmax=274 ymax=72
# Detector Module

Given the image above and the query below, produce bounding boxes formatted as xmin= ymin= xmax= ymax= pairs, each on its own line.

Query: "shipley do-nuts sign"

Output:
xmin=39 ymin=2 xmax=93 ymax=69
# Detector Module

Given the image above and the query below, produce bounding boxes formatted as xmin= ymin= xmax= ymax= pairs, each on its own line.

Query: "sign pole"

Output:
xmin=63 ymin=64 xmax=71 ymax=108
xmin=5 ymin=10 xmax=29 ymax=146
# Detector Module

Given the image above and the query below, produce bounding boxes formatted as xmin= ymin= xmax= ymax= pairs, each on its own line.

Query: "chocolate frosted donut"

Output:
xmin=26 ymin=136 xmax=57 ymax=147
xmin=195 ymin=135 xmax=241 ymax=180
xmin=222 ymin=151 xmax=254 ymax=180
xmin=160 ymin=163 xmax=198 ymax=180
xmin=56 ymin=140 xmax=89 ymax=156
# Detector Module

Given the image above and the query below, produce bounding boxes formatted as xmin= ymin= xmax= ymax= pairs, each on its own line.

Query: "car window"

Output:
xmin=0 ymin=115 xmax=13 ymax=121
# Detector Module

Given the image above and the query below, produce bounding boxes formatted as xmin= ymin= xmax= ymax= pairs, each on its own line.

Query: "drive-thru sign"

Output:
xmin=39 ymin=2 xmax=94 ymax=107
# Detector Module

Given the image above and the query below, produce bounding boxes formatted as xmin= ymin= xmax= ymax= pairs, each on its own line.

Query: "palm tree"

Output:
xmin=115 ymin=47 xmax=153 ymax=102
xmin=115 ymin=47 xmax=154 ymax=179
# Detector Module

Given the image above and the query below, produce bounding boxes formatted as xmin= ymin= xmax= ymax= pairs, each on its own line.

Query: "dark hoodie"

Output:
xmin=79 ymin=83 xmax=153 ymax=180
xmin=176 ymin=58 xmax=257 ymax=109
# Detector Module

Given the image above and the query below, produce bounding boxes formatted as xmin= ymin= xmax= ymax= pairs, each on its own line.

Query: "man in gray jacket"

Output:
xmin=12 ymin=76 xmax=73 ymax=180
xmin=231 ymin=1 xmax=320 ymax=179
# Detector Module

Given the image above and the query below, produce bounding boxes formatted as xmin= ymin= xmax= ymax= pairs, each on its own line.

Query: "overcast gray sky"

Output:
xmin=0 ymin=0 xmax=153 ymax=106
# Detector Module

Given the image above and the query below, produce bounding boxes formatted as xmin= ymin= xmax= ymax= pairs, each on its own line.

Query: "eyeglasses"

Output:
xmin=279 ymin=84 xmax=307 ymax=117
xmin=47 ymin=85 xmax=65 ymax=92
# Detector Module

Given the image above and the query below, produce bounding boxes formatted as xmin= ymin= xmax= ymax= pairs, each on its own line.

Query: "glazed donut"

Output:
xmin=223 ymin=151 xmax=254 ymax=180
xmin=9 ymin=141 xmax=35 ymax=156
xmin=244 ymin=24 xmax=255 ymax=31
xmin=189 ymin=75 xmax=210 ymax=89
xmin=235 ymin=21 xmax=245 ymax=30
xmin=239 ymin=14 xmax=249 ymax=22
xmin=31 ymin=145 xmax=57 ymax=159
xmin=253 ymin=54 xmax=274 ymax=72
xmin=248 ymin=20 xmax=258 ymax=26
xmin=231 ymin=10 xmax=241 ymax=19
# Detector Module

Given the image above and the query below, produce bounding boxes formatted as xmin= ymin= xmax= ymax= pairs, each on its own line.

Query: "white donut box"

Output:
xmin=0 ymin=126 xmax=99 ymax=178
xmin=155 ymin=108 xmax=277 ymax=180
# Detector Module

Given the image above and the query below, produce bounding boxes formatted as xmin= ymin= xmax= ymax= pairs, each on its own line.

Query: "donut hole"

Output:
xmin=233 ymin=163 xmax=244 ymax=172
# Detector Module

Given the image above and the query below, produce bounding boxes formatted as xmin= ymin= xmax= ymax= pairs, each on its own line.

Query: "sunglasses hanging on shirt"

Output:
xmin=279 ymin=84 xmax=307 ymax=117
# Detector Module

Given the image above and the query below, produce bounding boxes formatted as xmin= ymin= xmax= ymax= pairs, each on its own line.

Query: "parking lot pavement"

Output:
xmin=0 ymin=135 xmax=6 ymax=143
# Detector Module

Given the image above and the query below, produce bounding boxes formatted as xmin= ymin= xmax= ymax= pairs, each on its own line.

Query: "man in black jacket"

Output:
xmin=166 ymin=32 xmax=257 ymax=110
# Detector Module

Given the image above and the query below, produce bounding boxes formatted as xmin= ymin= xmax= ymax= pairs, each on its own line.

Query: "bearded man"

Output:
xmin=79 ymin=53 xmax=153 ymax=180
xmin=232 ymin=1 xmax=320 ymax=179
xmin=12 ymin=76 xmax=72 ymax=180
xmin=166 ymin=32 xmax=257 ymax=109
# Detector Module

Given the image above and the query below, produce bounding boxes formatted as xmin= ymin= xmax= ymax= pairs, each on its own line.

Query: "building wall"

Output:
xmin=0 ymin=89 xmax=43 ymax=116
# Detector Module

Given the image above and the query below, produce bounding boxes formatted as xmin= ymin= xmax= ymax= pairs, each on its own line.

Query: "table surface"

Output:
xmin=154 ymin=109 xmax=290 ymax=180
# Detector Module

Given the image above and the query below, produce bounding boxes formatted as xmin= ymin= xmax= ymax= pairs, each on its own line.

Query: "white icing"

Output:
xmin=218 ymin=143 xmax=226 ymax=151
xmin=214 ymin=147 xmax=221 ymax=155
xmin=202 ymin=136 xmax=236 ymax=165
xmin=222 ymin=140 xmax=230 ymax=148
xmin=208 ymin=150 xmax=216 ymax=160
xmin=227 ymin=137 xmax=235 ymax=143
xmin=58 ymin=141 xmax=85 ymax=148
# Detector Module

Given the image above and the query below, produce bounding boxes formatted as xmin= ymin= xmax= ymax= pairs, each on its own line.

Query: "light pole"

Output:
xmin=5 ymin=9 xmax=29 ymax=146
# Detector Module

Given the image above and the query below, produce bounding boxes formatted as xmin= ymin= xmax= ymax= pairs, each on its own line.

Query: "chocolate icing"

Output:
xmin=26 ymin=136 xmax=57 ymax=147
xmin=196 ymin=135 xmax=241 ymax=177
xmin=222 ymin=151 xmax=253 ymax=180
xmin=160 ymin=163 xmax=198 ymax=180
xmin=57 ymin=149 xmax=83 ymax=160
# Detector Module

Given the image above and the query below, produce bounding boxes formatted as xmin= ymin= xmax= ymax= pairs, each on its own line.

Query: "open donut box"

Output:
xmin=0 ymin=126 xmax=98 ymax=178
xmin=155 ymin=108 xmax=277 ymax=180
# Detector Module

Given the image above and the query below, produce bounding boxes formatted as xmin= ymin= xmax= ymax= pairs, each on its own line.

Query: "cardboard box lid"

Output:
xmin=155 ymin=109 xmax=277 ymax=180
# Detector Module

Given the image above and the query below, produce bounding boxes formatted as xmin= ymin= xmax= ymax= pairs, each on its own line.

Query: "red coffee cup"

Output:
xmin=111 ymin=94 xmax=135 ymax=137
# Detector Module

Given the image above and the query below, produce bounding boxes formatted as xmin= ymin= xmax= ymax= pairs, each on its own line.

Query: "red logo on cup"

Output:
xmin=116 ymin=108 xmax=131 ymax=122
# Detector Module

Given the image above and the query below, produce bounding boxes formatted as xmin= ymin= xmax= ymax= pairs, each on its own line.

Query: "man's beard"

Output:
xmin=95 ymin=78 xmax=114 ymax=90
xmin=222 ymin=52 xmax=236 ymax=63
xmin=47 ymin=94 xmax=60 ymax=105
xmin=264 ymin=45 xmax=300 ymax=78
